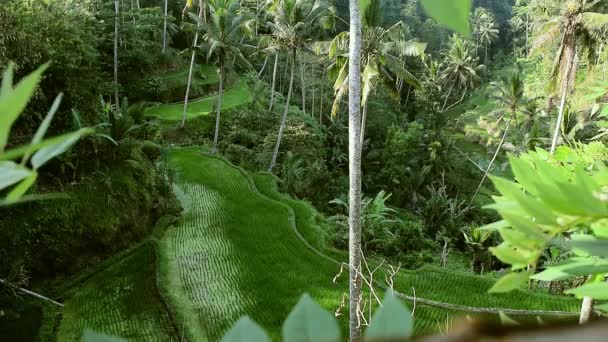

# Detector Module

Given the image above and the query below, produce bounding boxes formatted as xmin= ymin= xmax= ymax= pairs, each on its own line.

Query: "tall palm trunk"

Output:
xmin=442 ymin=78 xmax=457 ymax=112
xmin=300 ymin=54 xmax=306 ymax=114
xmin=180 ymin=1 xmax=204 ymax=128
xmin=269 ymin=53 xmax=279 ymax=111
xmin=258 ymin=55 xmax=269 ymax=79
xmin=162 ymin=0 xmax=168 ymax=53
xmin=485 ymin=42 xmax=489 ymax=63
xmin=114 ymin=0 xmax=120 ymax=110
xmin=469 ymin=115 xmax=513 ymax=208
xmin=550 ymin=41 xmax=575 ymax=154
xmin=525 ymin=15 xmax=529 ymax=57
xmin=348 ymin=0 xmax=363 ymax=339
xmin=551 ymin=41 xmax=593 ymax=324
xmin=212 ymin=63 xmax=224 ymax=154
xmin=359 ymin=101 xmax=368 ymax=153
xmin=269 ymin=50 xmax=296 ymax=172
xmin=319 ymin=67 xmax=325 ymax=124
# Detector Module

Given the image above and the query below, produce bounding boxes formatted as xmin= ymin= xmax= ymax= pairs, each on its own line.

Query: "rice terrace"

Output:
xmin=2 ymin=0 xmax=608 ymax=341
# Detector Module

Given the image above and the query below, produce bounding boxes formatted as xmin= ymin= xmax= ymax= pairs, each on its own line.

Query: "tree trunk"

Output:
xmin=300 ymin=54 xmax=306 ymax=114
xmin=550 ymin=43 xmax=575 ymax=154
xmin=257 ymin=55 xmax=269 ymax=79
xmin=114 ymin=0 xmax=120 ymax=110
xmin=525 ymin=15 xmax=529 ymax=57
xmin=269 ymin=53 xmax=279 ymax=111
xmin=485 ymin=42 xmax=488 ymax=64
xmin=212 ymin=63 xmax=224 ymax=154
xmin=348 ymin=0 xmax=363 ymax=339
xmin=359 ymin=101 xmax=368 ymax=154
xmin=162 ymin=0 xmax=168 ymax=53
xmin=469 ymin=115 xmax=513 ymax=208
xmin=269 ymin=50 xmax=296 ymax=172
xmin=320 ymin=66 xmax=325 ymax=124
xmin=180 ymin=1 xmax=204 ymax=128
xmin=579 ymin=296 xmax=594 ymax=324
xmin=442 ymin=78 xmax=456 ymax=112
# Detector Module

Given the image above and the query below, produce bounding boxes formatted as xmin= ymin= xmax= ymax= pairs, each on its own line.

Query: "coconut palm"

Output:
xmin=328 ymin=0 xmax=426 ymax=148
xmin=472 ymin=7 xmax=499 ymax=62
xmin=114 ymin=0 xmax=120 ymax=110
xmin=469 ymin=67 xmax=528 ymax=207
xmin=266 ymin=0 xmax=334 ymax=172
xmin=193 ymin=0 xmax=254 ymax=153
xmin=529 ymin=0 xmax=608 ymax=154
xmin=479 ymin=21 xmax=499 ymax=63
xmin=180 ymin=0 xmax=206 ymax=128
xmin=346 ymin=0 xmax=362 ymax=338
xmin=440 ymin=34 xmax=484 ymax=111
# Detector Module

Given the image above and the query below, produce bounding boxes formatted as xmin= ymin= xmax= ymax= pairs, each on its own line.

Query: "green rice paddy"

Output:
xmin=144 ymin=80 xmax=253 ymax=121
xmin=55 ymin=149 xmax=581 ymax=341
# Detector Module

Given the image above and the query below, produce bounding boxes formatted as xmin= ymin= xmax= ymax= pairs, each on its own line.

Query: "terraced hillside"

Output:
xmin=57 ymin=243 xmax=178 ymax=341
xmin=159 ymin=149 xmax=346 ymax=341
xmin=54 ymin=148 xmax=581 ymax=341
xmin=155 ymin=149 xmax=580 ymax=340
xmin=145 ymin=80 xmax=252 ymax=121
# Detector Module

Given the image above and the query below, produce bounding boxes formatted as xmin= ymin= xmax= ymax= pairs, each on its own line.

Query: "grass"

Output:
xmin=157 ymin=149 xmax=580 ymax=340
xmin=159 ymin=149 xmax=346 ymax=341
xmin=145 ymin=80 xmax=252 ymax=121
xmin=56 ymin=243 xmax=177 ymax=341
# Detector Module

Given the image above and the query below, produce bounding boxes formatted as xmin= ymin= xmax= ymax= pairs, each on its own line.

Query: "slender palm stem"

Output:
xmin=269 ymin=53 xmax=279 ymax=111
xmin=180 ymin=1 xmax=204 ymax=128
xmin=469 ymin=114 xmax=513 ymax=209
xmin=269 ymin=51 xmax=295 ymax=172
xmin=162 ymin=0 xmax=168 ymax=53
xmin=348 ymin=0 xmax=363 ymax=338
xmin=212 ymin=63 xmax=224 ymax=154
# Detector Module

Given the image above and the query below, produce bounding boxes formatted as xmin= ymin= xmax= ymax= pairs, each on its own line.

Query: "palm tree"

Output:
xmin=266 ymin=0 xmax=334 ymax=172
xmin=472 ymin=7 xmax=499 ymax=62
xmin=440 ymin=34 xmax=484 ymax=111
xmin=479 ymin=21 xmax=499 ymax=63
xmin=114 ymin=0 xmax=120 ymax=110
xmin=163 ymin=0 xmax=169 ymax=53
xmin=195 ymin=0 xmax=254 ymax=153
xmin=529 ymin=0 xmax=608 ymax=154
xmin=180 ymin=0 xmax=206 ymax=128
xmin=469 ymin=67 xmax=527 ymax=207
xmin=329 ymin=0 xmax=426 ymax=148
xmin=347 ymin=0 xmax=362 ymax=339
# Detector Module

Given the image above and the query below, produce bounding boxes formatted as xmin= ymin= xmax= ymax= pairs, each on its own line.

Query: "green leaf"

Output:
xmin=592 ymin=220 xmax=608 ymax=239
xmin=282 ymin=294 xmax=340 ymax=342
xmin=81 ymin=329 xmax=126 ymax=342
xmin=420 ymin=0 xmax=472 ymax=37
xmin=0 ymin=128 xmax=93 ymax=161
xmin=489 ymin=243 xmax=537 ymax=268
xmin=365 ymin=292 xmax=413 ymax=339
xmin=597 ymin=303 xmax=608 ymax=312
xmin=6 ymin=172 xmax=37 ymax=204
xmin=489 ymin=272 xmax=529 ymax=293
xmin=569 ymin=238 xmax=608 ymax=258
xmin=23 ymin=94 xmax=63 ymax=162
xmin=498 ymin=228 xmax=544 ymax=251
xmin=0 ymin=64 xmax=49 ymax=152
xmin=533 ymin=257 xmax=608 ymax=281
xmin=221 ymin=316 xmax=270 ymax=342
xmin=31 ymin=133 xmax=81 ymax=169
xmin=0 ymin=161 xmax=33 ymax=191
xmin=565 ymin=283 xmax=608 ymax=300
